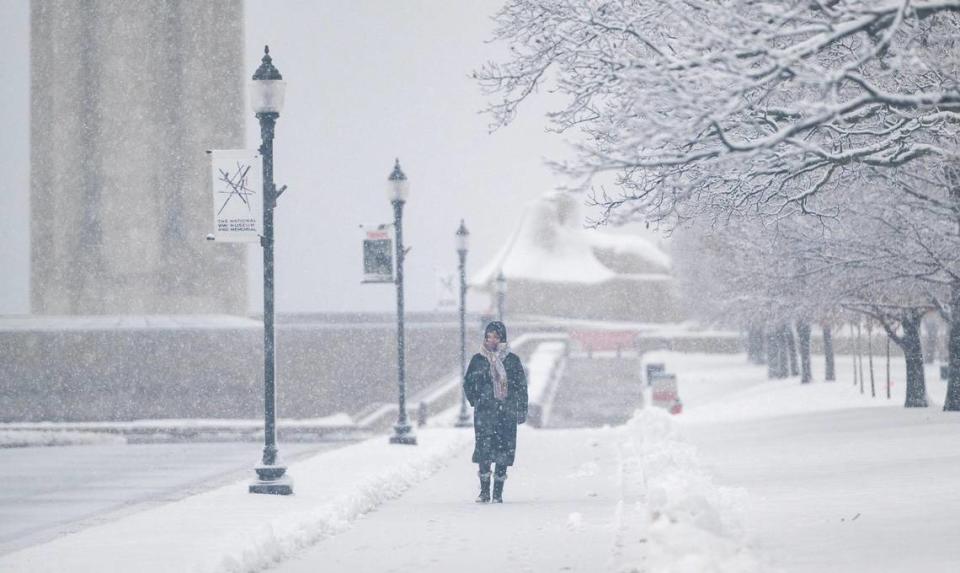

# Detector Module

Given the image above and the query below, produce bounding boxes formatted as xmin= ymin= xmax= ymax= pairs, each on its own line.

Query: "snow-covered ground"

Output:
xmin=1 ymin=351 xmax=957 ymax=572
xmin=0 ymin=432 xmax=471 ymax=572
xmin=657 ymin=352 xmax=960 ymax=573
xmin=0 ymin=442 xmax=340 ymax=556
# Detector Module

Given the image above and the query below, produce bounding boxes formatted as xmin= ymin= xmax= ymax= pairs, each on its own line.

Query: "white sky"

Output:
xmin=0 ymin=1 xmax=582 ymax=315
xmin=242 ymin=0 xmax=571 ymax=314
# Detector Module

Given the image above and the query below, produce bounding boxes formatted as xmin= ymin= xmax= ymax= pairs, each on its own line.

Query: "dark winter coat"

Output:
xmin=464 ymin=352 xmax=528 ymax=466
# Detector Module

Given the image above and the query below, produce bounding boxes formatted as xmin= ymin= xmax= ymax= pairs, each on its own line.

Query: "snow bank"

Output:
xmin=613 ymin=408 xmax=762 ymax=572
xmin=0 ymin=429 xmax=471 ymax=573
xmin=2 ymin=414 xmax=356 ymax=432
xmin=642 ymin=350 xmax=949 ymax=423
xmin=1 ymin=415 xmax=359 ymax=446
xmin=0 ymin=430 xmax=126 ymax=448
xmin=0 ymin=314 xmax=261 ymax=332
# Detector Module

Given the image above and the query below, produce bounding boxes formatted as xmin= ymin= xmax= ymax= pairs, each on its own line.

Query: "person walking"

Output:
xmin=463 ymin=321 xmax=528 ymax=503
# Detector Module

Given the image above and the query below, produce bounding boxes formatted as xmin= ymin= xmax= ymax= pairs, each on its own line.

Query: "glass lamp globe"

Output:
xmin=250 ymin=45 xmax=286 ymax=113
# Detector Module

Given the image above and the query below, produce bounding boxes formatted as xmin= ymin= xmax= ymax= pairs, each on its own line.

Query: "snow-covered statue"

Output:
xmin=472 ymin=191 xmax=678 ymax=322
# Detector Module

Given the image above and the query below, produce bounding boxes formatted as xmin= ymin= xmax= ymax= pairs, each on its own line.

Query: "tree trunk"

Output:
xmin=797 ymin=320 xmax=812 ymax=384
xmin=924 ymin=318 xmax=938 ymax=364
xmin=777 ymin=324 xmax=790 ymax=379
xmin=851 ymin=323 xmax=859 ymax=387
xmin=901 ymin=312 xmax=929 ymax=408
xmin=785 ymin=324 xmax=800 ymax=376
xmin=766 ymin=327 xmax=779 ymax=380
xmin=886 ymin=336 xmax=891 ymax=400
xmin=747 ymin=325 xmax=765 ymax=365
xmin=945 ymin=283 xmax=960 ymax=411
xmin=857 ymin=323 xmax=865 ymax=394
xmin=867 ymin=323 xmax=876 ymax=398
xmin=823 ymin=324 xmax=836 ymax=382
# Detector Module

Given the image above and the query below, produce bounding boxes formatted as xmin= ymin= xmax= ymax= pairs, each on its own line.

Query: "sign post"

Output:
xmin=435 ymin=270 xmax=457 ymax=311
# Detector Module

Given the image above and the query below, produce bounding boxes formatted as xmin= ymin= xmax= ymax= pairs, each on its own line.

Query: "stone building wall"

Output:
xmin=30 ymin=0 xmax=247 ymax=314
xmin=503 ymin=277 xmax=681 ymax=323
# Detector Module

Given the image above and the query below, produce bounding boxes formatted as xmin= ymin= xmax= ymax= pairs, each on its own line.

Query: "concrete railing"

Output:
xmin=525 ymin=341 xmax=568 ymax=428
xmin=359 ymin=331 xmax=569 ymax=431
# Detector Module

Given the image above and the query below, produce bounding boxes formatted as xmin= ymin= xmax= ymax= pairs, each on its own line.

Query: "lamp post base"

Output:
xmin=249 ymin=465 xmax=293 ymax=495
xmin=389 ymin=423 xmax=417 ymax=445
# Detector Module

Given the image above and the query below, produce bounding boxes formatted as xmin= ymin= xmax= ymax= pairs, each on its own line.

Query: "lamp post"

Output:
xmin=455 ymin=220 xmax=472 ymax=428
xmin=248 ymin=46 xmax=292 ymax=495
xmin=388 ymin=159 xmax=416 ymax=445
xmin=496 ymin=270 xmax=507 ymax=321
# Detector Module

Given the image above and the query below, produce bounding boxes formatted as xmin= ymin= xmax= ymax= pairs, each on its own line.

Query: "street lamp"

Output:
xmin=249 ymin=46 xmax=292 ymax=495
xmin=455 ymin=220 xmax=472 ymax=428
xmin=388 ymin=159 xmax=416 ymax=445
xmin=496 ymin=270 xmax=507 ymax=321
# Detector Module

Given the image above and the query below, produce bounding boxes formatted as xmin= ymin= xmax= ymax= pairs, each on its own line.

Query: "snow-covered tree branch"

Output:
xmin=478 ymin=0 xmax=960 ymax=226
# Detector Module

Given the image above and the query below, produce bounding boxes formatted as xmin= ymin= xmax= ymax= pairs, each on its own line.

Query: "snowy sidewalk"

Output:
xmin=652 ymin=351 xmax=960 ymax=573
xmin=273 ymin=428 xmax=624 ymax=573
xmin=270 ymin=419 xmax=756 ymax=573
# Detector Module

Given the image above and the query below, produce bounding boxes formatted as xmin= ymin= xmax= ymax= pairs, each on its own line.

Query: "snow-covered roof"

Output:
xmin=471 ymin=191 xmax=670 ymax=287
xmin=586 ymin=230 xmax=672 ymax=270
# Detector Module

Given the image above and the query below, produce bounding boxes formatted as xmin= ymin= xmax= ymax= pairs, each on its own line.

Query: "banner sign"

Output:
xmin=435 ymin=270 xmax=457 ymax=311
xmin=361 ymin=224 xmax=394 ymax=283
xmin=210 ymin=150 xmax=262 ymax=242
xmin=569 ymin=330 xmax=638 ymax=353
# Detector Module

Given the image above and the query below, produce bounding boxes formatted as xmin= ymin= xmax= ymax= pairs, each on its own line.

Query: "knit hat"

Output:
xmin=484 ymin=321 xmax=507 ymax=343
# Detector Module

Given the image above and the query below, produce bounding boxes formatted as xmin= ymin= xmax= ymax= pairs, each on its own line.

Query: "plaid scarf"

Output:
xmin=479 ymin=342 xmax=510 ymax=401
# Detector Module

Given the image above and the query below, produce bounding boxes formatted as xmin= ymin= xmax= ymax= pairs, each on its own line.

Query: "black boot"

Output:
xmin=476 ymin=472 xmax=491 ymax=503
xmin=492 ymin=475 xmax=506 ymax=503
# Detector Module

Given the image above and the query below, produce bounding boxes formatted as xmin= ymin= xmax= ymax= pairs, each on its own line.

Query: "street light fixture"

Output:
xmin=388 ymin=159 xmax=416 ymax=445
xmin=249 ymin=46 xmax=292 ymax=495
xmin=496 ymin=270 xmax=507 ymax=321
xmin=455 ymin=220 xmax=472 ymax=428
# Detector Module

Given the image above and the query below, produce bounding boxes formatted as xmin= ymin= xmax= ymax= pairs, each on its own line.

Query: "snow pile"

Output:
xmin=3 ymin=414 xmax=356 ymax=432
xmin=0 ymin=429 xmax=471 ymax=573
xmin=613 ymin=408 xmax=761 ymax=573
xmin=0 ymin=430 xmax=126 ymax=448
xmin=1 ymin=414 xmax=358 ymax=446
